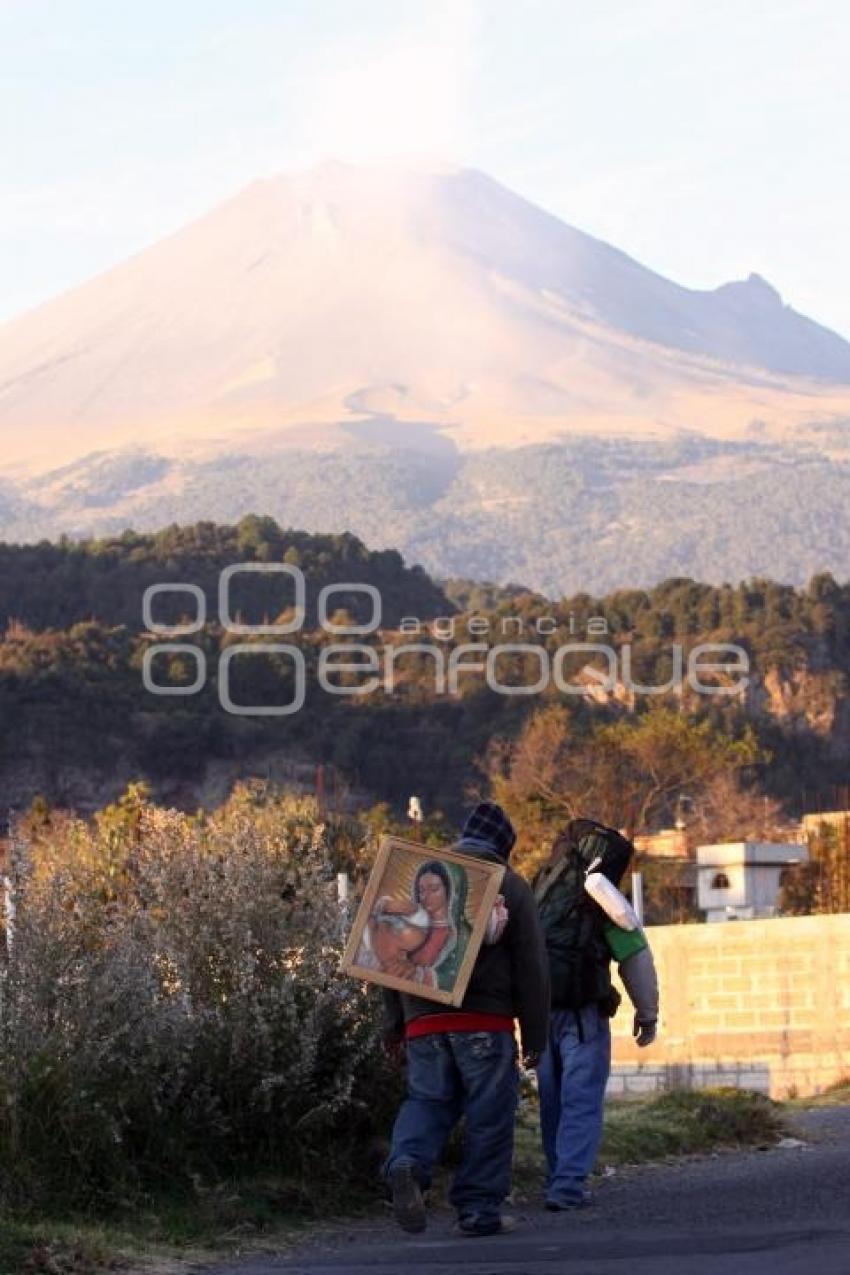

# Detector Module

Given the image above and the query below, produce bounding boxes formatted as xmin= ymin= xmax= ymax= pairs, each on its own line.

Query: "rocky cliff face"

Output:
xmin=756 ymin=665 xmax=850 ymax=764
xmin=564 ymin=648 xmax=850 ymax=758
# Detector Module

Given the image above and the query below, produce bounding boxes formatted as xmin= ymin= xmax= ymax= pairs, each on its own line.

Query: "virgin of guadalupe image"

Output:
xmin=358 ymin=858 xmax=472 ymax=992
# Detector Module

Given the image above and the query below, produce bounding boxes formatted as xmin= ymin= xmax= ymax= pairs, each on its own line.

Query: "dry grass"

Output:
xmin=787 ymin=1076 xmax=850 ymax=1108
xmin=511 ymin=1087 xmax=787 ymax=1194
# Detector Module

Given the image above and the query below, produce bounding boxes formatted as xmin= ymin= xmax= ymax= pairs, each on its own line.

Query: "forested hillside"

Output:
xmin=0 ymin=514 xmax=447 ymax=631
xmin=0 ymin=517 xmax=848 ymax=823
xmin=6 ymin=437 xmax=850 ymax=597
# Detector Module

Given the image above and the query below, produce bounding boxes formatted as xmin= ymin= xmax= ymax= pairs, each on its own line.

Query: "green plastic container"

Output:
xmin=603 ymin=921 xmax=648 ymax=962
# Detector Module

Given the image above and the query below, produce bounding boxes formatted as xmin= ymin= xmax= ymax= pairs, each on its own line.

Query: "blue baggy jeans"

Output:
xmin=384 ymin=1030 xmax=519 ymax=1225
xmin=537 ymin=1005 xmax=611 ymax=1206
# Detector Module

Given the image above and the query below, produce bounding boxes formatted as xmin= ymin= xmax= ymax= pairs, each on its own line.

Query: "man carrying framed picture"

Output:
xmin=380 ymin=802 xmax=550 ymax=1238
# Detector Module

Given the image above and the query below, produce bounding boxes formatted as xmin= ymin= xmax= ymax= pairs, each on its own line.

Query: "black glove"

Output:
xmin=633 ymin=1014 xmax=657 ymax=1048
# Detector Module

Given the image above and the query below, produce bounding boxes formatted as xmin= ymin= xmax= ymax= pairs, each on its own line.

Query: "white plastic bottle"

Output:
xmin=584 ymin=872 xmax=640 ymax=931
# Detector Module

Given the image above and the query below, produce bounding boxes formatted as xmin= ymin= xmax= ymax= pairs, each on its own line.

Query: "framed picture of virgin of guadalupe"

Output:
xmin=340 ymin=836 xmax=506 ymax=1007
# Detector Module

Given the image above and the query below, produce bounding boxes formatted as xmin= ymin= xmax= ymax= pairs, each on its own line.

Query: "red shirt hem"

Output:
xmin=405 ymin=1012 xmax=515 ymax=1039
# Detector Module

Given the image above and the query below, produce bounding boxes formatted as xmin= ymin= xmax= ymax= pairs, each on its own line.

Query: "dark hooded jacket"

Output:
xmin=382 ymin=804 xmax=550 ymax=1055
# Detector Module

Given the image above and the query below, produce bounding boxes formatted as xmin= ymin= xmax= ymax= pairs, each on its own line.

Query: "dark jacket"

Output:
xmin=382 ymin=838 xmax=551 ymax=1055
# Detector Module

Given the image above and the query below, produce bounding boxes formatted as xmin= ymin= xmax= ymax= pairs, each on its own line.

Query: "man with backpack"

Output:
xmin=534 ymin=818 xmax=659 ymax=1212
xmin=382 ymin=801 xmax=550 ymax=1238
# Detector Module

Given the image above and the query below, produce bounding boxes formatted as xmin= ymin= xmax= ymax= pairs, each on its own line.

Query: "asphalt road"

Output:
xmin=209 ymin=1107 xmax=850 ymax=1275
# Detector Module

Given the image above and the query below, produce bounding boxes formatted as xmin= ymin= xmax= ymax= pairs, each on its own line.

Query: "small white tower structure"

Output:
xmin=697 ymin=841 xmax=807 ymax=922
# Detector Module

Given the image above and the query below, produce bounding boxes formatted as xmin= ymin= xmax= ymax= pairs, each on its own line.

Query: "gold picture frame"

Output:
xmin=340 ymin=835 xmax=506 ymax=1007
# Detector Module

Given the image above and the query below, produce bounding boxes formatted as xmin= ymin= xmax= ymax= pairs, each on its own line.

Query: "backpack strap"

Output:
xmin=533 ymin=854 xmax=572 ymax=903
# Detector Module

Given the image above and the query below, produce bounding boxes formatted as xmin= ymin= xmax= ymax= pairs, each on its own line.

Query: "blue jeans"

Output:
xmin=384 ymin=1030 xmax=519 ymax=1224
xmin=537 ymin=1005 xmax=611 ymax=1205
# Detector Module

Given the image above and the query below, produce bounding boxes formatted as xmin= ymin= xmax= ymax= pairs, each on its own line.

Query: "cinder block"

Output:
xmin=694 ymin=1072 xmax=731 ymax=1088
xmin=722 ymin=1011 xmax=759 ymax=1030
xmin=703 ymin=995 xmax=740 ymax=1011
xmin=736 ymin=1071 xmax=771 ymax=1094
xmin=689 ymin=1014 xmax=724 ymax=1032
xmin=719 ymin=976 xmax=754 ymax=993
xmin=787 ymin=1011 xmax=819 ymax=1029
xmin=748 ymin=973 xmax=783 ymax=989
xmin=756 ymin=1011 xmax=792 ymax=1029
xmin=625 ymin=1074 xmax=660 ymax=1094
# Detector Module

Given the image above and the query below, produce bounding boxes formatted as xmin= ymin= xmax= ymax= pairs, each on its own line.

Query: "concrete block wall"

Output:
xmin=608 ymin=912 xmax=850 ymax=1099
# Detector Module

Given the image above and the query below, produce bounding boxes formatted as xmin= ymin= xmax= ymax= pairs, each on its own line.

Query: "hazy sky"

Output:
xmin=2 ymin=0 xmax=848 ymax=335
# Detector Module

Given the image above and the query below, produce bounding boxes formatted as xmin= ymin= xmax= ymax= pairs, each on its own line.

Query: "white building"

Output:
xmin=697 ymin=841 xmax=808 ymax=922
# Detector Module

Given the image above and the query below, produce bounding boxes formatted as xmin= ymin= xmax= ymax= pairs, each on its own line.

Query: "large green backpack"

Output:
xmin=534 ymin=820 xmax=635 ymax=1013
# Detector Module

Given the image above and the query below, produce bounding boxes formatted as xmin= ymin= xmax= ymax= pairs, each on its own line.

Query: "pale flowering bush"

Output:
xmin=0 ymin=785 xmax=399 ymax=1211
